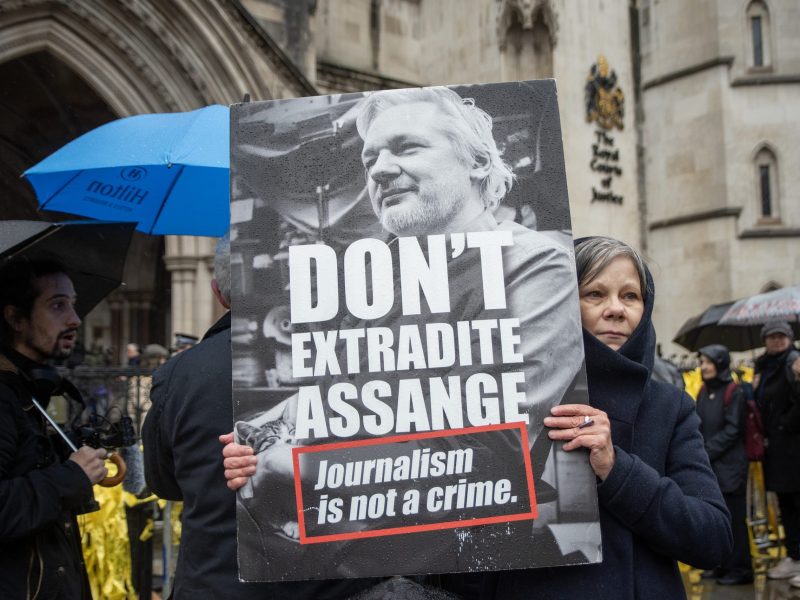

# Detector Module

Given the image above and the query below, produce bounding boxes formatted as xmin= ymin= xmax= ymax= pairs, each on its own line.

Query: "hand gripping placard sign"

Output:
xmin=230 ymin=81 xmax=601 ymax=581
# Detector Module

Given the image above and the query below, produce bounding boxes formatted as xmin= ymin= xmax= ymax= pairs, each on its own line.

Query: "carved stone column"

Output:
xmin=164 ymin=235 xmax=216 ymax=343
xmin=164 ymin=254 xmax=196 ymax=342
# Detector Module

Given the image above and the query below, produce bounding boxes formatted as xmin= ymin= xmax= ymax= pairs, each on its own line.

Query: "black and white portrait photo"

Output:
xmin=229 ymin=81 xmax=601 ymax=582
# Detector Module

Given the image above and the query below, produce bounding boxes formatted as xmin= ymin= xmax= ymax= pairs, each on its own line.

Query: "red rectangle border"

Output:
xmin=291 ymin=422 xmax=538 ymax=544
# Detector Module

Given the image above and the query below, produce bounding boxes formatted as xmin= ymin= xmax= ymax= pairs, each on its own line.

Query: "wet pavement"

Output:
xmin=682 ymin=570 xmax=800 ymax=599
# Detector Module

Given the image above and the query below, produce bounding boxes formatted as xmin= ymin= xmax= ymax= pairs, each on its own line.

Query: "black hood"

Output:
xmin=698 ymin=344 xmax=733 ymax=383
xmin=619 ymin=265 xmax=656 ymax=371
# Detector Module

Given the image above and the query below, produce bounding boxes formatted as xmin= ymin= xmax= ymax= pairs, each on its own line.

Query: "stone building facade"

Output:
xmin=253 ymin=0 xmax=799 ymax=356
xmin=0 ymin=0 xmax=315 ymax=359
xmin=247 ymin=0 xmax=643 ymax=247
xmin=639 ymin=0 xmax=800 ymax=355
xmin=1 ymin=0 xmax=796 ymax=357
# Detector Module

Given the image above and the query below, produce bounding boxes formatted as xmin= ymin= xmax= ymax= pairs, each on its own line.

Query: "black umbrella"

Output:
xmin=0 ymin=220 xmax=136 ymax=317
xmin=673 ymin=301 xmax=763 ymax=352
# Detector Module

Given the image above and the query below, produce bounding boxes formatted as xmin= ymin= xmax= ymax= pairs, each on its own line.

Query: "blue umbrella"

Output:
xmin=23 ymin=105 xmax=229 ymax=236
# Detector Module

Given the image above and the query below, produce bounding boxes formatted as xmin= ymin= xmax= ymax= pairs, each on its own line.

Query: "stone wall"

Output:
xmin=642 ymin=0 xmax=800 ymax=354
xmin=311 ymin=0 xmax=642 ymax=245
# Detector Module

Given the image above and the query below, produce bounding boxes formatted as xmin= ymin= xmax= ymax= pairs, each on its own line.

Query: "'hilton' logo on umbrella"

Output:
xmin=86 ymin=176 xmax=149 ymax=205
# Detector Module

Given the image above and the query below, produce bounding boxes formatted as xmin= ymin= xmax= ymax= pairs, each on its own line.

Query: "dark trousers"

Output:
xmin=126 ymin=503 xmax=153 ymax=599
xmin=777 ymin=491 xmax=800 ymax=560
xmin=721 ymin=491 xmax=752 ymax=574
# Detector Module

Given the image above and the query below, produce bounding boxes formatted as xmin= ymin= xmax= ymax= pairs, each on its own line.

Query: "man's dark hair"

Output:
xmin=0 ymin=258 xmax=68 ymax=346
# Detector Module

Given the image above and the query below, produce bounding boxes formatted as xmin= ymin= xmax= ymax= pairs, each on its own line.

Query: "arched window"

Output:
xmin=760 ymin=280 xmax=782 ymax=293
xmin=754 ymin=146 xmax=780 ymax=222
xmin=746 ymin=1 xmax=772 ymax=69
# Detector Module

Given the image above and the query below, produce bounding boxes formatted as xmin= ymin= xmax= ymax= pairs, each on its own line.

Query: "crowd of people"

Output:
xmin=1 ymin=84 xmax=798 ymax=600
xmin=692 ymin=322 xmax=800 ymax=588
xmin=5 ymin=240 xmax=796 ymax=599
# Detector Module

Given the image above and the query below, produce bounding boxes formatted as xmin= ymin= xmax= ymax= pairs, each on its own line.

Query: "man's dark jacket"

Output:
xmin=755 ymin=346 xmax=800 ymax=493
xmin=142 ymin=313 xmax=375 ymax=599
xmin=0 ymin=349 xmax=93 ymax=600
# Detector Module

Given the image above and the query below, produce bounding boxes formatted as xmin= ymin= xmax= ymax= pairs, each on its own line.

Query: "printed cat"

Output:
xmin=234 ymin=417 xmax=300 ymax=540
xmin=235 ymin=417 xmax=295 ymax=453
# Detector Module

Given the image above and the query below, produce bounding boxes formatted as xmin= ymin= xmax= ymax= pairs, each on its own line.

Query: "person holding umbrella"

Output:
xmin=754 ymin=322 xmax=800 ymax=582
xmin=0 ymin=258 xmax=109 ymax=600
xmin=694 ymin=344 xmax=753 ymax=585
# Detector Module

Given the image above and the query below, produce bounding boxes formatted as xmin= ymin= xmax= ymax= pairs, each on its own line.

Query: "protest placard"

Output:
xmin=230 ymin=80 xmax=600 ymax=581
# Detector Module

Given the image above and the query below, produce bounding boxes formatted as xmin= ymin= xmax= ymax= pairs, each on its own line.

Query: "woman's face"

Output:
xmin=699 ymin=355 xmax=718 ymax=380
xmin=579 ymin=256 xmax=645 ymax=351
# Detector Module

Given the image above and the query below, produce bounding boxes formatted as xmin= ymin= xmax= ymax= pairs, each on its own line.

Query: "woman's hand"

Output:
xmin=219 ymin=432 xmax=257 ymax=491
xmin=545 ymin=404 xmax=615 ymax=481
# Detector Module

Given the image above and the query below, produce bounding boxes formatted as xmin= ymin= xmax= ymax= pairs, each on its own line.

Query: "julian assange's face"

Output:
xmin=10 ymin=273 xmax=81 ymax=363
xmin=361 ymin=102 xmax=479 ymax=236
xmin=765 ymin=332 xmax=791 ymax=355
xmin=699 ymin=355 xmax=719 ymax=381
xmin=579 ymin=256 xmax=645 ymax=351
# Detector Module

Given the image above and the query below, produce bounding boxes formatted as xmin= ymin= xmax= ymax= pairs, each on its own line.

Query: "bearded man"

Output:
xmin=0 ymin=259 xmax=108 ymax=600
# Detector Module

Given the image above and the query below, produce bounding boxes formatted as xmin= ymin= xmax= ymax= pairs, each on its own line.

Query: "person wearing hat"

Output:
xmin=172 ymin=333 xmax=198 ymax=355
xmin=695 ymin=344 xmax=753 ymax=585
xmin=143 ymin=343 xmax=169 ymax=367
xmin=754 ymin=322 xmax=800 ymax=582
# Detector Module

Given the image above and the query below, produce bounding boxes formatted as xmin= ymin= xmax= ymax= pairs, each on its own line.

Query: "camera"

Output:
xmin=71 ymin=413 xmax=136 ymax=450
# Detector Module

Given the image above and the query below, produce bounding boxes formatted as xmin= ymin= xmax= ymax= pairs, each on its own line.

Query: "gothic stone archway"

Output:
xmin=0 ymin=0 xmax=315 ymax=357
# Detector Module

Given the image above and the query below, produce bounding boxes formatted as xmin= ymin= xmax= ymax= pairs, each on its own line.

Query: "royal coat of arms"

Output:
xmin=585 ymin=55 xmax=624 ymax=130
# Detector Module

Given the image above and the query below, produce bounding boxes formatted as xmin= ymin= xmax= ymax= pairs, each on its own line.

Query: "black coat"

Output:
xmin=142 ymin=313 xmax=377 ymax=600
xmin=696 ymin=377 xmax=748 ymax=494
xmin=485 ymin=264 xmax=732 ymax=600
xmin=0 ymin=350 xmax=93 ymax=600
xmin=755 ymin=347 xmax=800 ymax=493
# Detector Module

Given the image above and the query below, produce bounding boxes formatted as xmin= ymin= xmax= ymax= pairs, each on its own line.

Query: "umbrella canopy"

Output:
xmin=0 ymin=220 xmax=135 ymax=317
xmin=673 ymin=301 xmax=760 ymax=352
xmin=719 ymin=285 xmax=800 ymax=326
xmin=674 ymin=299 xmax=800 ymax=352
xmin=23 ymin=105 xmax=229 ymax=237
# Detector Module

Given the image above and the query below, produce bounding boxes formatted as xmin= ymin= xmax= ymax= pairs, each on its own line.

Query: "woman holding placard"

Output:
xmin=221 ymin=236 xmax=732 ymax=599
xmin=487 ymin=236 xmax=732 ymax=599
